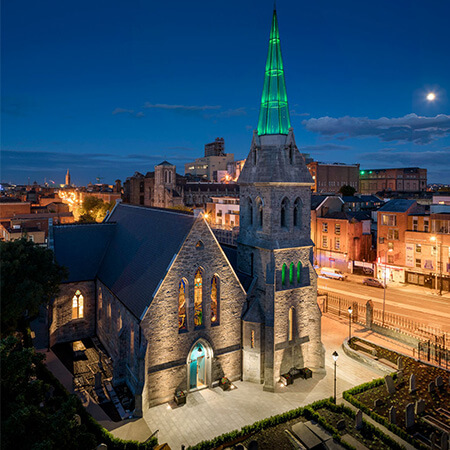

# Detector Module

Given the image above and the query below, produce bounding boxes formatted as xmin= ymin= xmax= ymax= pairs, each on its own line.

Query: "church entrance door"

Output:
xmin=187 ymin=340 xmax=212 ymax=391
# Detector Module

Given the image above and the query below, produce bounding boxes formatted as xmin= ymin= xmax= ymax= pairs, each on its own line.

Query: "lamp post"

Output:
xmin=348 ymin=306 xmax=353 ymax=341
xmin=430 ymin=236 xmax=442 ymax=296
xmin=332 ymin=351 xmax=339 ymax=403
xmin=380 ymin=249 xmax=393 ymax=326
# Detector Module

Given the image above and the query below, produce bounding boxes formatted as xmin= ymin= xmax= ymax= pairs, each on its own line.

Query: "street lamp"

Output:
xmin=348 ymin=306 xmax=353 ymax=341
xmin=332 ymin=351 xmax=339 ymax=403
xmin=430 ymin=236 xmax=442 ymax=296
xmin=380 ymin=248 xmax=393 ymax=326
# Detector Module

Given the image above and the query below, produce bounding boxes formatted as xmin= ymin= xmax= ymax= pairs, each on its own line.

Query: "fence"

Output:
xmin=318 ymin=290 xmax=450 ymax=369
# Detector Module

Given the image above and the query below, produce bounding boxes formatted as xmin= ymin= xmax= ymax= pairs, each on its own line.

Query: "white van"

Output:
xmin=320 ymin=267 xmax=346 ymax=281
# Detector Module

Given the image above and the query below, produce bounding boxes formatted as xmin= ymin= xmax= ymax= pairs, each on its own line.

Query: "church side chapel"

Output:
xmin=49 ymin=6 xmax=324 ymax=416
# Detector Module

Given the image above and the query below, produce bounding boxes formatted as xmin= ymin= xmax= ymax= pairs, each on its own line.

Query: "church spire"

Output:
xmin=257 ymin=7 xmax=291 ymax=136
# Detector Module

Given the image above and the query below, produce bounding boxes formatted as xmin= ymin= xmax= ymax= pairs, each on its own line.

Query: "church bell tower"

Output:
xmin=238 ymin=7 xmax=325 ymax=391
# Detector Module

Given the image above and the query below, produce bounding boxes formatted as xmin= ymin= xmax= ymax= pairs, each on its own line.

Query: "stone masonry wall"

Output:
xmin=140 ymin=218 xmax=247 ymax=408
xmin=50 ymin=281 xmax=95 ymax=346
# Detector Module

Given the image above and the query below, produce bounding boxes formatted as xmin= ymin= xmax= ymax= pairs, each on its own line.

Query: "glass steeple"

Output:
xmin=257 ymin=8 xmax=291 ymax=136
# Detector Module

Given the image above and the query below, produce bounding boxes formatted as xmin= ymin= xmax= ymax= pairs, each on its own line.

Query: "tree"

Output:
xmin=79 ymin=196 xmax=114 ymax=222
xmin=339 ymin=185 xmax=356 ymax=196
xmin=0 ymin=239 xmax=68 ymax=337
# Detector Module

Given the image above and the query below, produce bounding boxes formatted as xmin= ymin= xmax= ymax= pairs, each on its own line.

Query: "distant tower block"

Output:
xmin=65 ymin=169 xmax=71 ymax=186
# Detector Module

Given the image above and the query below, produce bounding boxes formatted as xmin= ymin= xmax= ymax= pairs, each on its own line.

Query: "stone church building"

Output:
xmin=49 ymin=7 xmax=324 ymax=414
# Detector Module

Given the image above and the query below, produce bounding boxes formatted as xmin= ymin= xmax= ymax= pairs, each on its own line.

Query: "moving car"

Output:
xmin=363 ymin=277 xmax=385 ymax=288
xmin=320 ymin=267 xmax=346 ymax=281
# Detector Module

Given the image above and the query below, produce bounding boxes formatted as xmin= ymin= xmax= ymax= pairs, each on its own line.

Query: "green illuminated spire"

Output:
xmin=257 ymin=7 xmax=291 ymax=136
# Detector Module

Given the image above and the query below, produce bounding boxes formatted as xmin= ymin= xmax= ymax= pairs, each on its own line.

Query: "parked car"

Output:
xmin=320 ymin=267 xmax=347 ymax=281
xmin=363 ymin=277 xmax=385 ymax=288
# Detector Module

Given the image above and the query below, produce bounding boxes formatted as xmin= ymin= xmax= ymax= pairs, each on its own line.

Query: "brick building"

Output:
xmin=205 ymin=196 xmax=240 ymax=229
xmin=360 ymin=167 xmax=427 ymax=194
xmin=307 ymin=162 xmax=360 ymax=193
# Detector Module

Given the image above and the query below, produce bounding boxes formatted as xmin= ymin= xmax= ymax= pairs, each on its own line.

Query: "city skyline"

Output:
xmin=2 ymin=0 xmax=450 ymax=185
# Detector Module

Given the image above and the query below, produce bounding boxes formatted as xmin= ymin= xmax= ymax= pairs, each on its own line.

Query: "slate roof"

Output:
xmin=311 ymin=195 xmax=328 ymax=210
xmin=98 ymin=204 xmax=196 ymax=319
xmin=220 ymin=244 xmax=254 ymax=292
xmin=378 ymin=199 xmax=416 ymax=213
xmin=53 ymin=223 xmax=116 ymax=282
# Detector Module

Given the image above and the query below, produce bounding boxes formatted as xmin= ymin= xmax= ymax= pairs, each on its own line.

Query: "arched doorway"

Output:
xmin=187 ymin=339 xmax=213 ymax=391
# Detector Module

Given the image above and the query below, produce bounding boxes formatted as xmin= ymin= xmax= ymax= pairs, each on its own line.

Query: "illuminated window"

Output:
xmin=107 ymin=302 xmax=111 ymax=320
xmin=297 ymin=261 xmax=302 ymax=283
xmin=98 ymin=286 xmax=102 ymax=317
xmin=194 ymin=269 xmax=203 ymax=327
xmin=196 ymin=240 xmax=204 ymax=250
xmin=288 ymin=307 xmax=294 ymax=341
xmin=415 ymin=258 xmax=421 ymax=268
xmin=335 ymin=224 xmax=341 ymax=235
xmin=322 ymin=222 xmax=328 ymax=233
xmin=130 ymin=327 xmax=134 ymax=356
xmin=178 ymin=279 xmax=187 ymax=331
xmin=251 ymin=330 xmax=255 ymax=348
xmin=211 ymin=275 xmax=219 ymax=325
xmin=322 ymin=236 xmax=328 ymax=248
xmin=72 ymin=290 xmax=84 ymax=319
xmin=282 ymin=263 xmax=287 ymax=286
xmin=118 ymin=311 xmax=122 ymax=331
xmin=335 ymin=238 xmax=341 ymax=250
xmin=289 ymin=262 xmax=294 ymax=284
xmin=415 ymin=244 xmax=421 ymax=253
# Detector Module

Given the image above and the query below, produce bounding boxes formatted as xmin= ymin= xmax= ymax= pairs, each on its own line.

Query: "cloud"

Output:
xmin=143 ymin=102 xmax=221 ymax=111
xmin=112 ymin=108 xmax=144 ymax=118
xmin=359 ymin=148 xmax=450 ymax=167
xmin=301 ymin=143 xmax=351 ymax=152
xmin=290 ymin=110 xmax=310 ymax=117
xmin=302 ymin=113 xmax=450 ymax=144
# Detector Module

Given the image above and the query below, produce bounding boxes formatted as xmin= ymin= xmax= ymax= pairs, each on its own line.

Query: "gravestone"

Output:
xmin=428 ymin=381 xmax=435 ymax=393
xmin=385 ymin=375 xmax=395 ymax=394
xmin=337 ymin=419 xmax=346 ymax=431
xmin=389 ymin=406 xmax=397 ymax=424
xmin=435 ymin=375 xmax=443 ymax=389
xmin=374 ymin=399 xmax=383 ymax=408
xmin=409 ymin=373 xmax=417 ymax=393
xmin=405 ymin=403 xmax=415 ymax=429
xmin=397 ymin=356 xmax=404 ymax=370
xmin=73 ymin=414 xmax=81 ymax=426
xmin=415 ymin=399 xmax=425 ymax=415
xmin=442 ymin=432 xmax=449 ymax=450
xmin=355 ymin=410 xmax=363 ymax=430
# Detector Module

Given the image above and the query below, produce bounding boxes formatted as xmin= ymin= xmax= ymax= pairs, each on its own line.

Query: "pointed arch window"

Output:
xmin=194 ymin=269 xmax=203 ymax=327
xmin=178 ymin=279 xmax=187 ymax=331
xmin=72 ymin=290 xmax=84 ymax=319
xmin=288 ymin=307 xmax=295 ymax=341
xmin=256 ymin=197 xmax=264 ymax=228
xmin=281 ymin=197 xmax=289 ymax=228
xmin=289 ymin=262 xmax=295 ymax=285
xmin=293 ymin=198 xmax=301 ymax=228
xmin=211 ymin=275 xmax=219 ymax=325
xmin=248 ymin=198 xmax=253 ymax=226
xmin=297 ymin=261 xmax=302 ymax=284
xmin=282 ymin=263 xmax=287 ymax=286
xmin=98 ymin=286 xmax=102 ymax=317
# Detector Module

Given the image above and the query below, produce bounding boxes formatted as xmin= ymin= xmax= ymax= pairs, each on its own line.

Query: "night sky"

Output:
xmin=2 ymin=0 xmax=450 ymax=186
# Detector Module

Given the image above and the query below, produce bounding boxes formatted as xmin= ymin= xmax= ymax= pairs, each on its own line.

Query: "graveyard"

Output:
xmin=345 ymin=337 xmax=450 ymax=449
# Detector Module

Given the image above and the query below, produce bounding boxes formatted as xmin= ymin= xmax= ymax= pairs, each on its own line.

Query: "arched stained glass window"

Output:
xmin=288 ymin=307 xmax=294 ymax=341
xmin=282 ymin=263 xmax=287 ymax=286
xmin=211 ymin=275 xmax=219 ymax=325
xmin=289 ymin=262 xmax=294 ymax=284
xmin=72 ymin=290 xmax=84 ymax=319
xmin=297 ymin=261 xmax=302 ymax=284
xmin=194 ymin=269 xmax=203 ymax=327
xmin=178 ymin=279 xmax=187 ymax=331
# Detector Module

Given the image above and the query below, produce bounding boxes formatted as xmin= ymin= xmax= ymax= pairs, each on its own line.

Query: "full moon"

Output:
xmin=427 ymin=92 xmax=436 ymax=101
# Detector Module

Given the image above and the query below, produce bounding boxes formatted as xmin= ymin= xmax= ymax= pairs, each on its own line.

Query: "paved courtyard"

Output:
xmin=109 ymin=315 xmax=388 ymax=448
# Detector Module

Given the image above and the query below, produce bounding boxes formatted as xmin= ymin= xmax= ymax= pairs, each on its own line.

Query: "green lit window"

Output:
xmin=282 ymin=263 xmax=287 ymax=286
xmin=297 ymin=261 xmax=302 ymax=283
xmin=289 ymin=263 xmax=294 ymax=284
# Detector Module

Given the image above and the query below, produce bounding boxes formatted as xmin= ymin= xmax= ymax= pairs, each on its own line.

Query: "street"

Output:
xmin=317 ymin=273 xmax=450 ymax=333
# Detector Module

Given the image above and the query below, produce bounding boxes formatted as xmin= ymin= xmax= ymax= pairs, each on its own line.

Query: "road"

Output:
xmin=317 ymin=274 xmax=450 ymax=333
